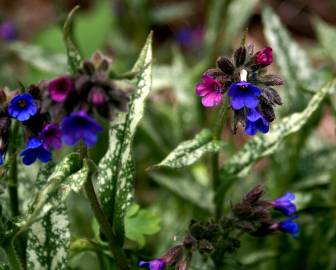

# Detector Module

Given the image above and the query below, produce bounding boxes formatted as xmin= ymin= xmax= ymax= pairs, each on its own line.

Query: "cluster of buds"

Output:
xmin=0 ymin=52 xmax=130 ymax=166
xmin=0 ymin=89 xmax=11 ymax=165
xmin=196 ymin=44 xmax=283 ymax=135
xmin=139 ymin=186 xmax=298 ymax=269
xmin=231 ymin=185 xmax=299 ymax=238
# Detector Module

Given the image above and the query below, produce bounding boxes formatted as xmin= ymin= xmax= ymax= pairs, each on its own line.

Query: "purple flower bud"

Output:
xmin=88 ymin=87 xmax=108 ymax=107
xmin=8 ymin=93 xmax=37 ymax=122
xmin=255 ymin=47 xmax=273 ymax=66
xmin=139 ymin=259 xmax=166 ymax=270
xmin=196 ymin=75 xmax=223 ymax=107
xmin=40 ymin=124 xmax=63 ymax=150
xmin=0 ymin=22 xmax=16 ymax=42
xmin=272 ymin=192 xmax=296 ymax=216
xmin=48 ymin=76 xmax=74 ymax=102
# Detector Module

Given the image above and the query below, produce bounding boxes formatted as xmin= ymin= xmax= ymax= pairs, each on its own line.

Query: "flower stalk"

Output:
xmin=4 ymin=239 xmax=23 ymax=270
xmin=80 ymin=143 xmax=129 ymax=270
xmin=211 ymin=98 xmax=229 ymax=219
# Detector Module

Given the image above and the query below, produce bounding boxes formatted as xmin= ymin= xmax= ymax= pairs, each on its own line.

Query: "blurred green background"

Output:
xmin=1 ymin=0 xmax=336 ymax=269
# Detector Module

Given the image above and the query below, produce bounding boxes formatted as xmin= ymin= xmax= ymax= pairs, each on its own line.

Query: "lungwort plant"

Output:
xmin=0 ymin=4 xmax=336 ymax=270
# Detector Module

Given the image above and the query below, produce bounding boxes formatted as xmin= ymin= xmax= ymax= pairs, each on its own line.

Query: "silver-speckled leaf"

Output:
xmin=262 ymin=7 xmax=314 ymax=103
xmin=151 ymin=129 xmax=224 ymax=169
xmin=63 ymin=6 xmax=82 ymax=74
xmin=9 ymin=42 xmax=67 ymax=74
xmin=97 ymin=32 xmax=153 ymax=241
xmin=16 ymin=153 xmax=82 ymax=233
xmin=150 ymin=173 xmax=214 ymax=212
xmin=220 ymin=80 xmax=336 ymax=180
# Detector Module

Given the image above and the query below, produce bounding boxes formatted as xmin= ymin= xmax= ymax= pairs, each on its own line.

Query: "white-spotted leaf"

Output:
xmin=97 ymin=32 xmax=153 ymax=242
xmin=151 ymin=129 xmax=225 ymax=169
xmin=220 ymin=80 xmax=336 ymax=181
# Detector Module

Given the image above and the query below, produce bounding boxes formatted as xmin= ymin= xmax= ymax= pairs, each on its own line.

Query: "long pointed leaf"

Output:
xmin=97 ymin=32 xmax=153 ymax=241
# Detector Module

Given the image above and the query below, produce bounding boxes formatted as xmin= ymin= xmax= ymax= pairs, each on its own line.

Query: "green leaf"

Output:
xmin=0 ymin=263 xmax=10 ymax=270
xmin=9 ymin=42 xmax=67 ymax=74
xmin=314 ymin=18 xmax=336 ymax=63
xmin=262 ymin=7 xmax=314 ymax=104
xmin=224 ymin=0 xmax=259 ymax=43
xmin=150 ymin=173 xmax=214 ymax=212
xmin=97 ymin=32 xmax=153 ymax=241
xmin=27 ymin=163 xmax=70 ymax=270
xmin=16 ymin=154 xmax=83 ymax=234
xmin=63 ymin=6 xmax=83 ymax=74
xmin=219 ymin=80 xmax=336 ymax=181
xmin=124 ymin=204 xmax=161 ymax=248
xmin=151 ymin=129 xmax=224 ymax=169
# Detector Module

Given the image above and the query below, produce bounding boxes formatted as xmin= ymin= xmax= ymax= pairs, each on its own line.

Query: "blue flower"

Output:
xmin=227 ymin=82 xmax=261 ymax=110
xmin=20 ymin=137 xmax=52 ymax=165
xmin=61 ymin=111 xmax=103 ymax=147
xmin=278 ymin=217 xmax=299 ymax=238
xmin=245 ymin=109 xmax=269 ymax=136
xmin=0 ymin=151 xmax=4 ymax=165
xmin=272 ymin=192 xmax=296 ymax=216
xmin=8 ymin=93 xmax=37 ymax=122
xmin=0 ymin=22 xmax=16 ymax=42
xmin=139 ymin=259 xmax=166 ymax=270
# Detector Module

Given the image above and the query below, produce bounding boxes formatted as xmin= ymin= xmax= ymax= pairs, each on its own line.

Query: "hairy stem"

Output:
xmin=80 ymin=144 xmax=129 ymax=270
xmin=4 ymin=239 xmax=23 ymax=270
xmin=8 ymin=121 xmax=20 ymax=217
xmin=211 ymin=99 xmax=229 ymax=219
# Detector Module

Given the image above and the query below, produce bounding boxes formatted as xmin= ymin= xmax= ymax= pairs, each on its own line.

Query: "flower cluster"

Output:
xmin=232 ymin=185 xmax=299 ymax=238
xmin=196 ymin=45 xmax=283 ymax=136
xmin=0 ymin=52 xmax=130 ymax=166
xmin=139 ymin=186 xmax=298 ymax=270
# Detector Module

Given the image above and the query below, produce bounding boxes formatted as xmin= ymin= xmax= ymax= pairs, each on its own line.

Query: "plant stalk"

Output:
xmin=4 ymin=239 xmax=23 ymax=270
xmin=211 ymin=98 xmax=229 ymax=219
xmin=80 ymin=144 xmax=129 ymax=270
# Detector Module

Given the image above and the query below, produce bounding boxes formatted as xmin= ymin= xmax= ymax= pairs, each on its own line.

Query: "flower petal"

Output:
xmin=202 ymin=92 xmax=222 ymax=107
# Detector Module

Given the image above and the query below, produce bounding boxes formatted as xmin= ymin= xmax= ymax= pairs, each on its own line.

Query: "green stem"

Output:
xmin=8 ymin=121 xmax=20 ymax=217
xmin=211 ymin=99 xmax=229 ymax=219
xmin=80 ymin=144 xmax=129 ymax=270
xmin=4 ymin=239 xmax=23 ymax=270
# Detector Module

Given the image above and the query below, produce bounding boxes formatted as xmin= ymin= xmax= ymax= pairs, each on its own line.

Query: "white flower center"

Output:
xmin=240 ymin=69 xmax=248 ymax=82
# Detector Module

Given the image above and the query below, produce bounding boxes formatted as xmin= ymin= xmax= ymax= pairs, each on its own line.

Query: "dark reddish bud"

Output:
xmin=216 ymin=56 xmax=234 ymax=75
xmin=244 ymin=185 xmax=264 ymax=203
xmin=0 ymin=90 xmax=6 ymax=106
xmin=161 ymin=245 xmax=184 ymax=265
xmin=198 ymin=239 xmax=214 ymax=254
xmin=183 ymin=234 xmax=197 ymax=251
xmin=88 ymin=87 xmax=108 ymax=107
xmin=261 ymin=87 xmax=282 ymax=106
xmin=27 ymin=85 xmax=41 ymax=100
xmin=259 ymin=75 xmax=283 ymax=86
xmin=255 ymin=47 xmax=273 ymax=66
xmin=234 ymin=46 xmax=247 ymax=67
xmin=82 ymin=61 xmax=96 ymax=75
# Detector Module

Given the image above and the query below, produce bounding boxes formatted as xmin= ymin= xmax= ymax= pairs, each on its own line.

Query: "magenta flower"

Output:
xmin=48 ymin=76 xmax=74 ymax=102
xmin=196 ymin=75 xmax=223 ymax=107
xmin=40 ymin=124 xmax=63 ymax=150
xmin=255 ymin=47 xmax=273 ymax=66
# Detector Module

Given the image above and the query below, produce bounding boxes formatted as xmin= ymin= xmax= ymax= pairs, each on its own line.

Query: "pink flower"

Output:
xmin=196 ymin=75 xmax=223 ymax=107
xmin=48 ymin=76 xmax=74 ymax=102
xmin=255 ymin=47 xmax=273 ymax=66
